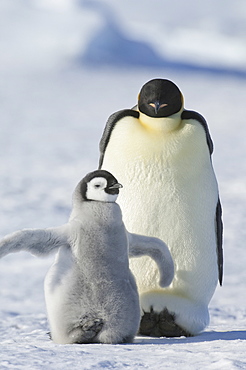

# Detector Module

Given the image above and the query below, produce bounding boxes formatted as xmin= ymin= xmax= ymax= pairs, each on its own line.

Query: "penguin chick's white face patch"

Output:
xmin=86 ymin=177 xmax=119 ymax=203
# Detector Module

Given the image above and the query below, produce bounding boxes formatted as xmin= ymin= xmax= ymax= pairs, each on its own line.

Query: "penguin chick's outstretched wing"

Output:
xmin=181 ymin=109 xmax=223 ymax=285
xmin=98 ymin=109 xmax=139 ymax=168
xmin=127 ymin=232 xmax=174 ymax=287
xmin=0 ymin=225 xmax=70 ymax=259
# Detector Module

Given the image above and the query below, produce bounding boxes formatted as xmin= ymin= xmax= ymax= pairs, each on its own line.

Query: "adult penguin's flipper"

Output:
xmin=98 ymin=109 xmax=139 ymax=168
xmin=181 ymin=109 xmax=213 ymax=154
xmin=216 ymin=198 xmax=223 ymax=285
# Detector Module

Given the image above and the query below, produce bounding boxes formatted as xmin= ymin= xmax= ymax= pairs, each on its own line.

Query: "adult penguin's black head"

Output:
xmin=138 ymin=79 xmax=183 ymax=118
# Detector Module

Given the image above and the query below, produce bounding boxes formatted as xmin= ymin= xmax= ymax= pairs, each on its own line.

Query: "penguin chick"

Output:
xmin=0 ymin=170 xmax=174 ymax=344
xmin=99 ymin=78 xmax=223 ymax=337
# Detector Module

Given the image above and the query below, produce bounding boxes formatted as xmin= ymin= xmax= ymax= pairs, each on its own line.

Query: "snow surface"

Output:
xmin=0 ymin=1 xmax=246 ymax=369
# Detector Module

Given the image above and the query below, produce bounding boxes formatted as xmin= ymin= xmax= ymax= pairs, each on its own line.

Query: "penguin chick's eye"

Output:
xmin=89 ymin=177 xmax=108 ymax=191
xmin=94 ymin=183 xmax=103 ymax=189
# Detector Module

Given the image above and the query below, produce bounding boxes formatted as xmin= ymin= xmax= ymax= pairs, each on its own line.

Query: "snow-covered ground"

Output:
xmin=0 ymin=1 xmax=246 ymax=369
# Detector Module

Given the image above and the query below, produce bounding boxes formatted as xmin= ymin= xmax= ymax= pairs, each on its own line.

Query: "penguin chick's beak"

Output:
xmin=149 ymin=102 xmax=168 ymax=114
xmin=108 ymin=183 xmax=123 ymax=189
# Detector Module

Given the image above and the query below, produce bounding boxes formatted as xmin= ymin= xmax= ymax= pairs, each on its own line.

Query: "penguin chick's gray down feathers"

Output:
xmin=0 ymin=170 xmax=174 ymax=344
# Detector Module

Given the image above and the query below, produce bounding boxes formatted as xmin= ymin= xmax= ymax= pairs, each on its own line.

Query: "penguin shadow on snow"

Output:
xmin=134 ymin=330 xmax=246 ymax=345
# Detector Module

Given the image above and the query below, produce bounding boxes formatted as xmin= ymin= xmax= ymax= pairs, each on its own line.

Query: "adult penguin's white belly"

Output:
xmin=101 ymin=116 xmax=219 ymax=335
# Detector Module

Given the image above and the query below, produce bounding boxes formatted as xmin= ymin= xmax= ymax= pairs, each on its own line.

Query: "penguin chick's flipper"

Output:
xmin=0 ymin=225 xmax=70 ymax=259
xmin=127 ymin=232 xmax=174 ymax=287
xmin=139 ymin=307 xmax=192 ymax=337
xmin=69 ymin=317 xmax=104 ymax=344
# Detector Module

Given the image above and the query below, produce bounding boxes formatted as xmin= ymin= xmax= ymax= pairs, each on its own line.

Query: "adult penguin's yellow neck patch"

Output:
xmin=138 ymin=110 xmax=183 ymax=134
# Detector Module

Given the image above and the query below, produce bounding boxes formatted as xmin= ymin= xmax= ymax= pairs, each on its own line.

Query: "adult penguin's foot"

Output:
xmin=139 ymin=307 xmax=192 ymax=337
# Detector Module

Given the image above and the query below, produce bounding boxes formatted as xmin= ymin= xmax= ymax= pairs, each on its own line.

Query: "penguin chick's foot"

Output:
xmin=70 ymin=317 xmax=104 ymax=344
xmin=139 ymin=307 xmax=192 ymax=337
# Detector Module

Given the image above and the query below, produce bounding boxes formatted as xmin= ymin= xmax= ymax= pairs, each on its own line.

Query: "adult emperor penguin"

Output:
xmin=99 ymin=79 xmax=223 ymax=337
xmin=0 ymin=170 xmax=174 ymax=344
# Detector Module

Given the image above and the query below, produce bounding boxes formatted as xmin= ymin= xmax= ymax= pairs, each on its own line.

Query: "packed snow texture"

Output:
xmin=0 ymin=0 xmax=246 ymax=369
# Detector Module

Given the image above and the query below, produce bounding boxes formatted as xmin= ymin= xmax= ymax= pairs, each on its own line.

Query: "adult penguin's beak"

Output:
xmin=149 ymin=101 xmax=168 ymax=114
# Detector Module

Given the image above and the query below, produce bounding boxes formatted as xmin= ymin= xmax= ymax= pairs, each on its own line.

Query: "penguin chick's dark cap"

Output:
xmin=80 ymin=170 xmax=122 ymax=200
xmin=138 ymin=79 xmax=182 ymax=118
